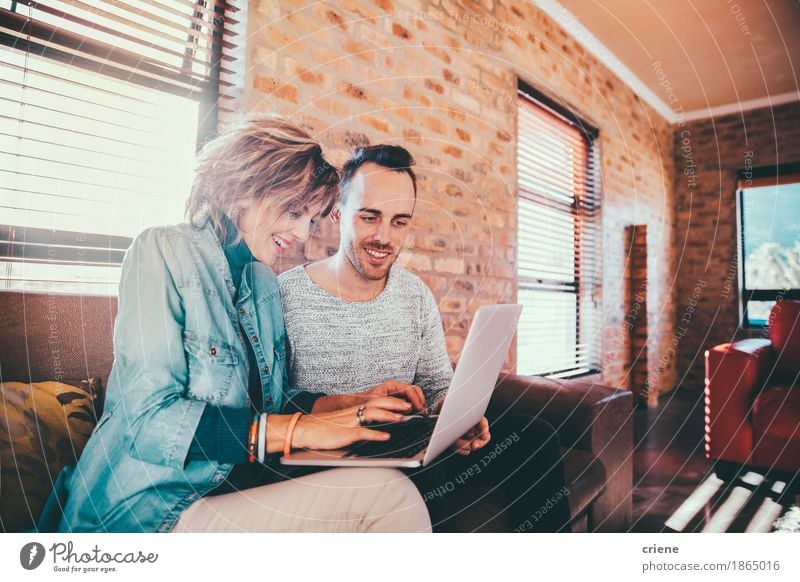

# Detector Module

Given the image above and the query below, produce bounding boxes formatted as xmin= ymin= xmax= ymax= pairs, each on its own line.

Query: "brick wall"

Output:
xmin=236 ymin=0 xmax=677 ymax=402
xmin=673 ymin=102 xmax=800 ymax=390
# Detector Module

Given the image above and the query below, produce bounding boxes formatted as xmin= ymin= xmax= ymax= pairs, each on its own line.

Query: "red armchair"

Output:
xmin=705 ymin=300 xmax=800 ymax=476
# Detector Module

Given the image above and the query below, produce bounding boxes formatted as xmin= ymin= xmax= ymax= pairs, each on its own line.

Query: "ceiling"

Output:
xmin=536 ymin=0 xmax=800 ymax=122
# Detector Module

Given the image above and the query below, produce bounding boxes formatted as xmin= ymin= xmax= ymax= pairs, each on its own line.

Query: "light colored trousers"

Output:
xmin=171 ymin=467 xmax=431 ymax=533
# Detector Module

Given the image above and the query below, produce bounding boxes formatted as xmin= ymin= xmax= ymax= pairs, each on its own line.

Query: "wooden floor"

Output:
xmin=630 ymin=389 xmax=799 ymax=533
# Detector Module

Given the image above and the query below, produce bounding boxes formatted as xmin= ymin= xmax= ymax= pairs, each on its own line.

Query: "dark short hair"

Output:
xmin=340 ymin=144 xmax=416 ymax=204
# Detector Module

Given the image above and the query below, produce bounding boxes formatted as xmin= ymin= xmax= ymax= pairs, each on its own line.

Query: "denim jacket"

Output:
xmin=48 ymin=221 xmax=297 ymax=532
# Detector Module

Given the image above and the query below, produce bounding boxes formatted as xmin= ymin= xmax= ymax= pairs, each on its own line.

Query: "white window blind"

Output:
xmin=0 ymin=0 xmax=239 ymax=294
xmin=516 ymin=87 xmax=602 ymax=378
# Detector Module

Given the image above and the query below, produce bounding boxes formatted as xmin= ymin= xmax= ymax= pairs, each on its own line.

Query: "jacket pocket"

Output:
xmin=183 ymin=330 xmax=239 ymax=402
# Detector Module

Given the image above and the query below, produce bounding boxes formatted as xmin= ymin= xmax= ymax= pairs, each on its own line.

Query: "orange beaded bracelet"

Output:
xmin=247 ymin=414 xmax=259 ymax=463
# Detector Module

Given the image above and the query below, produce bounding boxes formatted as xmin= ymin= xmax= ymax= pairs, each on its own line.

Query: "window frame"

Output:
xmin=736 ymin=162 xmax=800 ymax=328
xmin=516 ymin=80 xmax=602 ymax=379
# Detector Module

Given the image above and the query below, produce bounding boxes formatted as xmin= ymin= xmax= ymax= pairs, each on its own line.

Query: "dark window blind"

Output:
xmin=516 ymin=87 xmax=602 ymax=378
xmin=0 ymin=0 xmax=240 ymax=293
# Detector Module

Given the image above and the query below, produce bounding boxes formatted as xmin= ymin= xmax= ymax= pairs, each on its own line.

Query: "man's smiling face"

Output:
xmin=335 ymin=161 xmax=416 ymax=282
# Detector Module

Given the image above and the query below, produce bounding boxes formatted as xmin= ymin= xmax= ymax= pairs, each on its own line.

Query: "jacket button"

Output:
xmin=265 ymin=397 xmax=273 ymax=406
xmin=238 ymin=308 xmax=245 ymax=315
xmin=263 ymin=365 xmax=270 ymax=373
xmin=209 ymin=346 xmax=217 ymax=356
xmin=252 ymin=335 xmax=258 ymax=343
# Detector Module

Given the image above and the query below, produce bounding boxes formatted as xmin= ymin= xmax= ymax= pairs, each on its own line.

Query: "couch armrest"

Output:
xmin=704 ymin=338 xmax=773 ymax=464
xmin=488 ymin=373 xmax=633 ymax=532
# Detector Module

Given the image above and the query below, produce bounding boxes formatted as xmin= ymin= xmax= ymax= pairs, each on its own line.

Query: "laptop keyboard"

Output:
xmin=345 ymin=416 xmax=438 ymax=459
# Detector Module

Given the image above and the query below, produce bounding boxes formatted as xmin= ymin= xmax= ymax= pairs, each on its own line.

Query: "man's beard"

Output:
xmin=346 ymin=241 xmax=396 ymax=281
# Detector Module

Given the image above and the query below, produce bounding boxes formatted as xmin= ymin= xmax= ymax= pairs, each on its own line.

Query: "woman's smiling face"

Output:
xmin=237 ymin=198 xmax=324 ymax=266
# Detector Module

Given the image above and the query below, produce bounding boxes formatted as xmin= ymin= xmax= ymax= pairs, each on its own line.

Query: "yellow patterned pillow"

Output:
xmin=0 ymin=379 xmax=100 ymax=532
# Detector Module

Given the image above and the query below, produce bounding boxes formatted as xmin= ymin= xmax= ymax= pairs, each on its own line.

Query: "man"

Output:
xmin=279 ymin=144 xmax=570 ymax=532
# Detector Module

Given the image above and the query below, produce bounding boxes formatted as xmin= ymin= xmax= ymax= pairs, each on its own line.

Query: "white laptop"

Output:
xmin=281 ymin=304 xmax=522 ymax=468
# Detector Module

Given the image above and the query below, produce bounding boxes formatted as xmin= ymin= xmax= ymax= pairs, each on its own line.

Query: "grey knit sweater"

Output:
xmin=278 ymin=264 xmax=453 ymax=408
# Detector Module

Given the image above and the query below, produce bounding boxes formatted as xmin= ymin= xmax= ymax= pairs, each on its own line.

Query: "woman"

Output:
xmin=43 ymin=117 xmax=431 ymax=533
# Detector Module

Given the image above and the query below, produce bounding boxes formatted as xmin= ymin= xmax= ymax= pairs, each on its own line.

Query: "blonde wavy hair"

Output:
xmin=185 ymin=116 xmax=340 ymax=242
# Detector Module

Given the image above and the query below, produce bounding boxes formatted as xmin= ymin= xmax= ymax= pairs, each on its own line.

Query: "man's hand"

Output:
xmin=451 ymin=417 xmax=490 ymax=456
xmin=310 ymin=380 xmax=426 ymax=414
xmin=363 ymin=379 xmax=427 ymax=413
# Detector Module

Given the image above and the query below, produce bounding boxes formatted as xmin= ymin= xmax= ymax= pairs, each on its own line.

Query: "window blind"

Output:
xmin=0 ymin=0 xmax=239 ymax=293
xmin=516 ymin=85 xmax=602 ymax=377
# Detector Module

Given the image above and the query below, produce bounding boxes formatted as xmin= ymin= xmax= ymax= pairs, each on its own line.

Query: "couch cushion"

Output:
xmin=0 ymin=379 xmax=100 ymax=532
xmin=753 ymin=384 xmax=800 ymax=442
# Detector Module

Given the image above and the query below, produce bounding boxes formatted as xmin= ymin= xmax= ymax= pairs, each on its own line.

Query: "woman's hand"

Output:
xmin=451 ymin=417 xmax=491 ymax=456
xmin=292 ymin=396 xmax=414 ymax=451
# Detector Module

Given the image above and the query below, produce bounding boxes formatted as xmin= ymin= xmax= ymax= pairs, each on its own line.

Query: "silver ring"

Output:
xmin=357 ymin=405 xmax=367 ymax=426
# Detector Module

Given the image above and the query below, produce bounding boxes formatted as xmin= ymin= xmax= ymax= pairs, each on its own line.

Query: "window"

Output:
xmin=737 ymin=163 xmax=800 ymax=327
xmin=516 ymin=82 xmax=602 ymax=378
xmin=0 ymin=0 xmax=239 ymax=294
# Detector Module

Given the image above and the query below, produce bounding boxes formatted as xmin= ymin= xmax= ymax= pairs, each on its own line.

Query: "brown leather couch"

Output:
xmin=0 ymin=291 xmax=633 ymax=532
xmin=490 ymin=375 xmax=633 ymax=532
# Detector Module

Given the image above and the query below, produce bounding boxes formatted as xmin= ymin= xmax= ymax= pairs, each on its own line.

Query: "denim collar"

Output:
xmin=199 ymin=220 xmax=240 ymax=302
